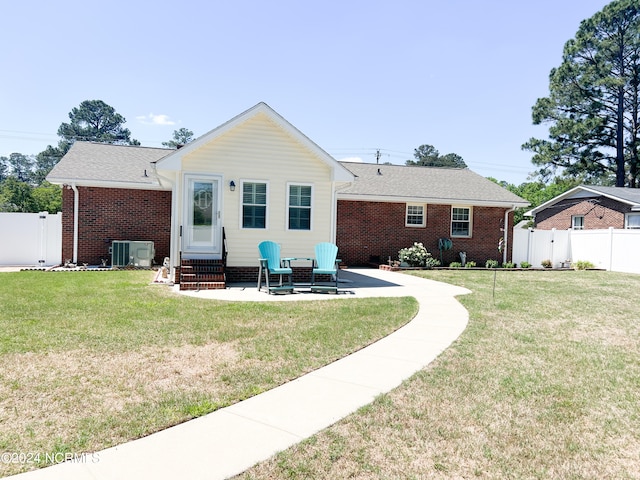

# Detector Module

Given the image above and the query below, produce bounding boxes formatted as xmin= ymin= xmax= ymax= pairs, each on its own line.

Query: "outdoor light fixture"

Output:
xmin=229 ymin=180 xmax=236 ymax=191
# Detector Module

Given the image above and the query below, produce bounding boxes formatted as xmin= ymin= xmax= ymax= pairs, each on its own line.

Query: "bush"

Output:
xmin=485 ymin=259 xmax=499 ymax=268
xmin=449 ymin=262 xmax=462 ymax=268
xmin=541 ymin=259 xmax=552 ymax=268
xmin=573 ymin=260 xmax=595 ymax=270
xmin=465 ymin=261 xmax=477 ymax=268
xmin=398 ymin=242 xmax=440 ymax=268
xmin=520 ymin=261 xmax=532 ymax=269
xmin=503 ymin=262 xmax=516 ymax=268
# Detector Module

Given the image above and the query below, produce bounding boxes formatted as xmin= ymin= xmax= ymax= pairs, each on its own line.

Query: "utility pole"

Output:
xmin=375 ymin=149 xmax=381 ymax=164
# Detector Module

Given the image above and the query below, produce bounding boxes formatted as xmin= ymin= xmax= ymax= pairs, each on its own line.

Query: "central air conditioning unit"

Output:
xmin=110 ymin=241 xmax=155 ymax=267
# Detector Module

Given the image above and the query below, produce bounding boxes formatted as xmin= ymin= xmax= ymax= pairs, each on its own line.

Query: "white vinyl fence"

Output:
xmin=513 ymin=226 xmax=640 ymax=274
xmin=0 ymin=212 xmax=62 ymax=267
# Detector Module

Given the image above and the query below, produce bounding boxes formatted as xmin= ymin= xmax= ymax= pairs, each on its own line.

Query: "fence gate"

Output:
xmin=513 ymin=226 xmax=640 ymax=274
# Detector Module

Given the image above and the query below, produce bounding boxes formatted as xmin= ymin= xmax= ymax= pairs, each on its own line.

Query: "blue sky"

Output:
xmin=1 ymin=0 xmax=611 ymax=185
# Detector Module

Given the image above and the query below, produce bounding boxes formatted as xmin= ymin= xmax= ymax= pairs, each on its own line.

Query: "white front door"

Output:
xmin=183 ymin=174 xmax=222 ymax=256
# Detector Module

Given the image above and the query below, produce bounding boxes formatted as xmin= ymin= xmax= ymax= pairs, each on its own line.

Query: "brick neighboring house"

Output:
xmin=336 ymin=163 xmax=528 ymax=266
xmin=526 ymin=185 xmax=640 ymax=231
xmin=47 ymin=102 xmax=528 ymax=287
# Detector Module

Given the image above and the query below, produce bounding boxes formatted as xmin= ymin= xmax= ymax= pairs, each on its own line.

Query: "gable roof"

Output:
xmin=526 ymin=185 xmax=640 ymax=216
xmin=156 ymin=102 xmax=354 ymax=182
xmin=336 ymin=162 xmax=529 ymax=207
xmin=46 ymin=142 xmax=171 ymax=189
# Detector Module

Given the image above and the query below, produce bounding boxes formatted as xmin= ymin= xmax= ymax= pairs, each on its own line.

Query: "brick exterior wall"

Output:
xmin=535 ymin=196 xmax=628 ymax=230
xmin=226 ymin=266 xmax=333 ymax=284
xmin=62 ymin=187 xmax=171 ymax=266
xmin=336 ymin=200 xmax=513 ymax=267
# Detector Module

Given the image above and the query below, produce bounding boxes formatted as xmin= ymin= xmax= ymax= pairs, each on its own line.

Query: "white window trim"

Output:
xmin=240 ymin=179 xmax=269 ymax=230
xmin=572 ymin=215 xmax=585 ymax=230
xmin=625 ymin=212 xmax=640 ymax=229
xmin=405 ymin=203 xmax=426 ymax=227
xmin=451 ymin=206 xmax=473 ymax=238
xmin=286 ymin=182 xmax=314 ymax=232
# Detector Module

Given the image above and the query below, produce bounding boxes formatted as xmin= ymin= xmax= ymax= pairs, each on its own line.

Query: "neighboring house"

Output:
xmin=47 ymin=102 xmax=527 ymax=288
xmin=526 ymin=185 xmax=640 ymax=230
xmin=336 ymin=163 xmax=528 ymax=266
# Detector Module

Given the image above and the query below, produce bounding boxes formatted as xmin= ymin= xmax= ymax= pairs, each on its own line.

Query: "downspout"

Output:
xmin=71 ymin=183 xmax=79 ymax=264
xmin=503 ymin=205 xmax=516 ymax=265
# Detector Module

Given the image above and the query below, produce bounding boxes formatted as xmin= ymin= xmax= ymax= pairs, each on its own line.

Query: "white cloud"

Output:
xmin=136 ymin=113 xmax=176 ymax=126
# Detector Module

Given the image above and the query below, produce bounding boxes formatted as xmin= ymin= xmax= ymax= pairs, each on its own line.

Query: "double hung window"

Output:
xmin=242 ymin=181 xmax=267 ymax=229
xmin=451 ymin=207 xmax=472 ymax=237
xmin=406 ymin=204 xmax=426 ymax=227
xmin=288 ymin=184 xmax=312 ymax=230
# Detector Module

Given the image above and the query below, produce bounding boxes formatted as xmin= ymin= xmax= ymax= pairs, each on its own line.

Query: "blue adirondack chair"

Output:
xmin=257 ymin=241 xmax=293 ymax=293
xmin=311 ymin=242 xmax=340 ymax=292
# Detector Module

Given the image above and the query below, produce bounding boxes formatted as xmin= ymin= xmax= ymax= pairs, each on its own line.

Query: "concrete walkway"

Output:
xmin=9 ymin=268 xmax=470 ymax=480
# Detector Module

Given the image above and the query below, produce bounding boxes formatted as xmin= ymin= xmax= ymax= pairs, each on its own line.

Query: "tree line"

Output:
xmin=0 ymin=100 xmax=193 ymax=213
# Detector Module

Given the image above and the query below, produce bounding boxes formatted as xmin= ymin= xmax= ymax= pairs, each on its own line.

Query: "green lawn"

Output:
xmin=238 ymin=270 xmax=640 ymax=480
xmin=0 ymin=271 xmax=416 ymax=477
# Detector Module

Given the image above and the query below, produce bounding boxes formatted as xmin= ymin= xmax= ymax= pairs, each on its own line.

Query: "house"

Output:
xmin=526 ymin=185 xmax=640 ymax=230
xmin=335 ymin=162 xmax=528 ymax=266
xmin=47 ymin=103 xmax=353 ymax=288
xmin=47 ymin=102 xmax=527 ymax=288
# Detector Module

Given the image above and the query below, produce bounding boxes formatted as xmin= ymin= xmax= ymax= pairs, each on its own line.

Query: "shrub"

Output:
xmin=398 ymin=242 xmax=440 ymax=268
xmin=465 ymin=261 xmax=477 ymax=268
xmin=485 ymin=259 xmax=499 ymax=268
xmin=503 ymin=262 xmax=516 ymax=268
xmin=520 ymin=261 xmax=532 ymax=269
xmin=541 ymin=259 xmax=552 ymax=268
xmin=573 ymin=260 xmax=595 ymax=270
xmin=449 ymin=262 xmax=462 ymax=268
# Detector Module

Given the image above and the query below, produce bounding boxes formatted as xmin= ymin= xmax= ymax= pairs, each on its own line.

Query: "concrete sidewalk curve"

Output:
xmin=8 ymin=268 xmax=470 ymax=480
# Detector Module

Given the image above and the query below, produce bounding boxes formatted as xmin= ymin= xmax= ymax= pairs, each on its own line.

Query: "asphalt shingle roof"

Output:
xmin=337 ymin=162 xmax=528 ymax=206
xmin=47 ymin=143 xmax=529 ymax=208
xmin=46 ymin=142 xmax=171 ymax=186
xmin=581 ymin=185 xmax=640 ymax=206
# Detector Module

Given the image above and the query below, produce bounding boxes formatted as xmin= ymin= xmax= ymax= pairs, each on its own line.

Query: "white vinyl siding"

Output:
xmin=180 ymin=113 xmax=334 ymax=266
xmin=406 ymin=203 xmax=426 ymax=227
xmin=451 ymin=206 xmax=472 ymax=237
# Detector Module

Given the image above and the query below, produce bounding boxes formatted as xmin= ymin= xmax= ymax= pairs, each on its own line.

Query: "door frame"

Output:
xmin=182 ymin=173 xmax=223 ymax=258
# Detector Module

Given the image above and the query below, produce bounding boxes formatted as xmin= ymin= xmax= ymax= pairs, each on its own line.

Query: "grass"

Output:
xmin=238 ymin=270 xmax=640 ymax=480
xmin=0 ymin=270 xmax=417 ymax=477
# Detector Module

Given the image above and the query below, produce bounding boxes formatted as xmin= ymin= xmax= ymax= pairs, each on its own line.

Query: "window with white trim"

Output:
xmin=572 ymin=215 xmax=584 ymax=230
xmin=242 ymin=181 xmax=267 ymax=229
xmin=451 ymin=206 xmax=472 ymax=237
xmin=405 ymin=204 xmax=426 ymax=227
xmin=288 ymin=184 xmax=312 ymax=230
xmin=626 ymin=213 xmax=640 ymax=229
